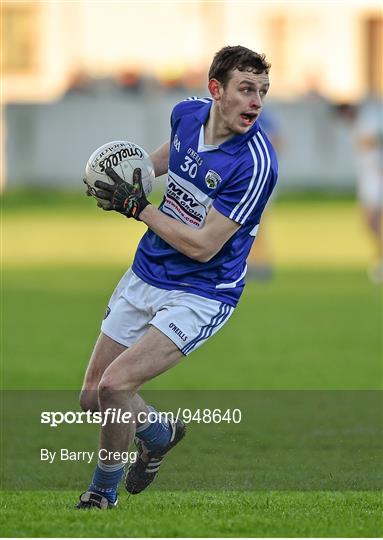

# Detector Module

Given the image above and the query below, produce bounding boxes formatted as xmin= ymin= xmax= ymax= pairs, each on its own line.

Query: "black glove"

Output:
xmin=94 ymin=167 xmax=150 ymax=219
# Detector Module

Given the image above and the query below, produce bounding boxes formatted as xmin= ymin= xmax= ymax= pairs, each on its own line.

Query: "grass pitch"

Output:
xmin=2 ymin=191 xmax=382 ymax=537
xmin=2 ymin=491 xmax=381 ymax=538
xmin=3 ymin=266 xmax=381 ymax=390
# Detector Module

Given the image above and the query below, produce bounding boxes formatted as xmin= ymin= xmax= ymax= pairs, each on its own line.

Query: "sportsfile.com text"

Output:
xmin=41 ymin=408 xmax=242 ymax=427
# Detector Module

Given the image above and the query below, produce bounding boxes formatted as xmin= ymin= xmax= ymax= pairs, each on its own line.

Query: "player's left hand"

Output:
xmin=94 ymin=167 xmax=150 ymax=219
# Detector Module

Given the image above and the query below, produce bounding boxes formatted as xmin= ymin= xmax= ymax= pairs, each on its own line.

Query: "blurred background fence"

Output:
xmin=5 ymin=95 xmax=358 ymax=190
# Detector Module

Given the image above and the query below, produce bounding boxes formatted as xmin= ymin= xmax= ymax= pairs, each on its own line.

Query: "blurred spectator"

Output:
xmin=333 ymin=102 xmax=358 ymax=122
xmin=65 ymin=70 xmax=94 ymax=95
xmin=116 ymin=70 xmax=143 ymax=93
xmin=182 ymin=68 xmax=206 ymax=91
xmin=303 ymin=74 xmax=330 ymax=105
xmin=64 ymin=71 xmax=121 ymax=98
xmin=354 ymin=98 xmax=383 ymax=283
xmin=162 ymin=76 xmax=185 ymax=91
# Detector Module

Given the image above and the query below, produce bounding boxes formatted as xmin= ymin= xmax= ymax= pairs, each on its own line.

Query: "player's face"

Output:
xmin=217 ymin=69 xmax=269 ymax=135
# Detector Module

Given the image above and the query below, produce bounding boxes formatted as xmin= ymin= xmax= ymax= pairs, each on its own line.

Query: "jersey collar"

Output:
xmin=194 ymin=99 xmax=260 ymax=155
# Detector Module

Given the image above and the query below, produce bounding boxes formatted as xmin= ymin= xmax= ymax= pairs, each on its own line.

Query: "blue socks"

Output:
xmin=89 ymin=461 xmax=124 ymax=503
xmin=135 ymin=406 xmax=172 ymax=452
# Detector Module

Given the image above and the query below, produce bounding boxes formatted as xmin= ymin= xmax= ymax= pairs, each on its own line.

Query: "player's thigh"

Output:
xmin=99 ymin=326 xmax=183 ymax=394
xmin=82 ymin=332 xmax=127 ymax=387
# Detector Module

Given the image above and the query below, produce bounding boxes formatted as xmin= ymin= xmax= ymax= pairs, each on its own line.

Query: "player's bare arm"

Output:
xmin=139 ymin=204 xmax=240 ymax=262
xmin=149 ymin=141 xmax=170 ymax=177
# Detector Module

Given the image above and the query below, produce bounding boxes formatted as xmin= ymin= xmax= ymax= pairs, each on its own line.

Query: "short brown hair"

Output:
xmin=208 ymin=45 xmax=271 ymax=86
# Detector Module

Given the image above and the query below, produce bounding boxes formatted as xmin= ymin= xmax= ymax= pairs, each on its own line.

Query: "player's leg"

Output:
xmin=77 ymin=326 xmax=183 ymax=509
xmin=362 ymin=206 xmax=383 ymax=283
xmin=97 ymin=325 xmax=183 ymax=464
xmin=364 ymin=207 xmax=382 ymax=247
xmin=124 ymin=293 xmax=234 ymax=495
xmin=77 ymin=269 xmax=165 ymax=508
xmin=77 ymin=276 xmax=234 ymax=508
xmin=358 ymin=173 xmax=383 ymax=282
xmin=79 ymin=331 xmax=149 ymax=422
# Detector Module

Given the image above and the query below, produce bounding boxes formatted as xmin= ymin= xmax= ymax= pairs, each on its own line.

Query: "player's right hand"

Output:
xmin=94 ymin=167 xmax=150 ymax=219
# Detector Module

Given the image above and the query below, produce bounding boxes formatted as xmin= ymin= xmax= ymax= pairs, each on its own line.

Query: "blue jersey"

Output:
xmin=132 ymin=97 xmax=278 ymax=307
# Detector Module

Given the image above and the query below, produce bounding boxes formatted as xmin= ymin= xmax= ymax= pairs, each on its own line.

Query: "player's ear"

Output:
xmin=208 ymin=78 xmax=223 ymax=101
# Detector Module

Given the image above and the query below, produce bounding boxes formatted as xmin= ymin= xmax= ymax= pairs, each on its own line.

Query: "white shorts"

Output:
xmin=101 ymin=269 xmax=234 ymax=356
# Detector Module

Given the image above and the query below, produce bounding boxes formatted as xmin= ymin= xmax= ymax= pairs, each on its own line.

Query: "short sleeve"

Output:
xmin=170 ymin=101 xmax=185 ymax=129
xmin=170 ymin=97 xmax=211 ymax=129
xmin=213 ymin=140 xmax=277 ymax=226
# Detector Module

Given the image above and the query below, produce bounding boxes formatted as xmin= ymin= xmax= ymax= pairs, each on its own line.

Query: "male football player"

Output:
xmin=77 ymin=45 xmax=278 ymax=509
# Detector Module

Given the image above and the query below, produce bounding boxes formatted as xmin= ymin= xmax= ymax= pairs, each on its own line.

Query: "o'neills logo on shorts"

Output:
xmin=169 ymin=322 xmax=188 ymax=342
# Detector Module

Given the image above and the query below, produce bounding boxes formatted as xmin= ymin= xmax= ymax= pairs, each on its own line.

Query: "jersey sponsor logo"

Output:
xmin=169 ymin=322 xmax=188 ymax=342
xmin=162 ymin=172 xmax=212 ymax=227
xmin=167 ymin=179 xmax=204 ymax=223
xmin=205 ymin=169 xmax=221 ymax=189
xmin=173 ymin=134 xmax=181 ymax=152
xmin=168 ymin=180 xmax=200 ymax=209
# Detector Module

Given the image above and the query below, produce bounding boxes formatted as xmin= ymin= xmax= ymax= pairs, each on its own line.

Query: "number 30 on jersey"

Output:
xmin=180 ymin=156 xmax=198 ymax=179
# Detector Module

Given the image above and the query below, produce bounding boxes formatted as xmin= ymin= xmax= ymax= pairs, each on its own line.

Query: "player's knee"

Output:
xmin=98 ymin=372 xmax=139 ymax=401
xmin=98 ymin=376 xmax=127 ymax=402
xmin=79 ymin=389 xmax=99 ymax=412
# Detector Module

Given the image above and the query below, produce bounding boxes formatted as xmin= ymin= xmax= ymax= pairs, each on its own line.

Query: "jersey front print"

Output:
xmin=132 ymin=97 xmax=278 ymax=307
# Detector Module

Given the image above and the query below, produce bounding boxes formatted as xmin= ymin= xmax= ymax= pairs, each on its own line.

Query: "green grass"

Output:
xmin=1 ymin=193 xmax=382 ymax=537
xmin=1 ymin=491 xmax=382 ymax=538
xmin=3 ymin=266 xmax=381 ymax=390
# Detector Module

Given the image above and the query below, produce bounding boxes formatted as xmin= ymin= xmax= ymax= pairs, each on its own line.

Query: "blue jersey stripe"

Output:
xmin=182 ymin=303 xmax=232 ymax=354
xmin=229 ymin=139 xmax=259 ymax=222
xmin=243 ymin=133 xmax=271 ymax=221
xmin=236 ymin=136 xmax=265 ymax=223
xmin=242 ymin=133 xmax=271 ymax=223
xmin=235 ymin=133 xmax=271 ymax=224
